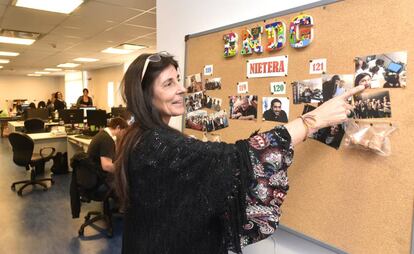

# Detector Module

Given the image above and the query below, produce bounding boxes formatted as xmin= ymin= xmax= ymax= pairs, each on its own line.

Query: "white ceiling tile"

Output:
xmin=125 ymin=12 xmax=156 ymax=28
xmin=1 ymin=6 xmax=67 ymax=34
xmin=95 ymin=0 xmax=156 ymax=11
xmin=72 ymin=1 xmax=144 ymax=22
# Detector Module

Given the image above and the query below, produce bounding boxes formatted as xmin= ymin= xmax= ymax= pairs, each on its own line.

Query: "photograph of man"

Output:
xmin=262 ymin=97 xmax=289 ymax=123
xmin=229 ymin=95 xmax=257 ymax=120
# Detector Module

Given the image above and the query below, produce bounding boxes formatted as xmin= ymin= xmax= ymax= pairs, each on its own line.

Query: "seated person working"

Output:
xmin=87 ymin=117 xmax=128 ymax=174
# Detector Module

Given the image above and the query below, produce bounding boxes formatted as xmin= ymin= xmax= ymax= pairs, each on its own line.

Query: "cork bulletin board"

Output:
xmin=183 ymin=0 xmax=414 ymax=253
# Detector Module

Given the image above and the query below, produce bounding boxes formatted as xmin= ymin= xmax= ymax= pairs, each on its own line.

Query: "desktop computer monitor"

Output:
xmin=60 ymin=109 xmax=84 ymax=125
xmin=81 ymin=107 xmax=96 ymax=117
xmin=87 ymin=109 xmax=107 ymax=128
xmin=24 ymin=108 xmax=49 ymax=121
xmin=111 ymin=106 xmax=131 ymax=120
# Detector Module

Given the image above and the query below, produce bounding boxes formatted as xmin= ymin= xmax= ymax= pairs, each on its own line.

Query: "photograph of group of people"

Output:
xmin=205 ymin=77 xmax=222 ymax=90
xmin=185 ymin=110 xmax=229 ymax=132
xmin=355 ymin=51 xmax=407 ymax=89
xmin=185 ymin=91 xmax=223 ymax=113
xmin=353 ymin=90 xmax=391 ymax=119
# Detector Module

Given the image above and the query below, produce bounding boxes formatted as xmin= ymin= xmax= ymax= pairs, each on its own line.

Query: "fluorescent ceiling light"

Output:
xmin=0 ymin=36 xmax=35 ymax=45
xmin=102 ymin=47 xmax=133 ymax=54
xmin=73 ymin=57 xmax=99 ymax=62
xmin=27 ymin=73 xmax=41 ymax=76
xmin=35 ymin=71 xmax=50 ymax=74
xmin=57 ymin=63 xmax=80 ymax=68
xmin=0 ymin=66 xmax=3 ymax=69
xmin=0 ymin=51 xmax=19 ymax=56
xmin=14 ymin=0 xmax=84 ymax=14
xmin=0 ymin=59 xmax=10 ymax=64
xmin=120 ymin=43 xmax=147 ymax=50
xmin=44 ymin=68 xmax=62 ymax=71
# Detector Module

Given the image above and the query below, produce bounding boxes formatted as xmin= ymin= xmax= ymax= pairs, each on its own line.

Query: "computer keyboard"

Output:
xmin=74 ymin=134 xmax=93 ymax=140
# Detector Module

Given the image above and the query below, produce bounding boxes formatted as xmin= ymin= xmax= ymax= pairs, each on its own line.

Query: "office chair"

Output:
xmin=70 ymin=152 xmax=114 ymax=237
xmin=38 ymin=101 xmax=46 ymax=108
xmin=8 ymin=132 xmax=56 ymax=196
xmin=24 ymin=118 xmax=45 ymax=133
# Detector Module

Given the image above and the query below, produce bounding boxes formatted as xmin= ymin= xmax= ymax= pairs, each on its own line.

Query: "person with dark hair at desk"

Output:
xmin=53 ymin=91 xmax=67 ymax=111
xmin=87 ymin=117 xmax=128 ymax=174
xmin=76 ymin=88 xmax=93 ymax=107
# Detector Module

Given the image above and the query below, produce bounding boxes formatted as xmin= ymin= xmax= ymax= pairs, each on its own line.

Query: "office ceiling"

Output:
xmin=0 ymin=0 xmax=156 ymax=76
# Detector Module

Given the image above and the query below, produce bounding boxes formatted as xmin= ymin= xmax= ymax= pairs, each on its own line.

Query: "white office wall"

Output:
xmin=87 ymin=65 xmax=124 ymax=111
xmin=0 ymin=75 xmax=61 ymax=112
xmin=157 ymin=0 xmax=322 ymax=130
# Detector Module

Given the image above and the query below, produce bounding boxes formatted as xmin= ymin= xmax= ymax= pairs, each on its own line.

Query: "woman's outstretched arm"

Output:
xmin=285 ymin=85 xmax=365 ymax=146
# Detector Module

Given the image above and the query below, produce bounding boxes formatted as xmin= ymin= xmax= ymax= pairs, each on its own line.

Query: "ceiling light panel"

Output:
xmin=0 ymin=59 xmax=10 ymax=64
xmin=73 ymin=57 xmax=99 ymax=62
xmin=0 ymin=36 xmax=35 ymax=45
xmin=57 ymin=63 xmax=79 ymax=68
xmin=44 ymin=68 xmax=62 ymax=71
xmin=15 ymin=0 xmax=84 ymax=14
xmin=34 ymin=71 xmax=50 ymax=74
xmin=102 ymin=47 xmax=133 ymax=54
xmin=0 ymin=51 xmax=20 ymax=56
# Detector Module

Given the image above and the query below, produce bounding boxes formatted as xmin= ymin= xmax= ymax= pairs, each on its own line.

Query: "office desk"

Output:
xmin=0 ymin=116 xmax=21 ymax=137
xmin=67 ymin=135 xmax=92 ymax=170
xmin=27 ymin=132 xmax=68 ymax=153
xmin=8 ymin=121 xmax=60 ymax=133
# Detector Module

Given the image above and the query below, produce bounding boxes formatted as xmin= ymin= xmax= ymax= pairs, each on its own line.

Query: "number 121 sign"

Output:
xmin=309 ymin=58 xmax=326 ymax=74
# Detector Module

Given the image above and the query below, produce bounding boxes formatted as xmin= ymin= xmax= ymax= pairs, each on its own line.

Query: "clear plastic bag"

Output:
xmin=343 ymin=121 xmax=397 ymax=156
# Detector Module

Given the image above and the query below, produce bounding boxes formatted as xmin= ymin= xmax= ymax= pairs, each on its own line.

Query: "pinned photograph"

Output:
xmin=270 ymin=81 xmax=286 ymax=94
xmin=204 ymin=65 xmax=213 ymax=76
xmin=322 ymin=74 xmax=353 ymax=102
xmin=229 ymin=95 xmax=258 ymax=120
xmin=237 ymin=81 xmax=249 ymax=94
xmin=353 ymin=90 xmax=391 ymax=119
xmin=205 ymin=96 xmax=222 ymax=111
xmin=292 ymin=78 xmax=322 ymax=104
xmin=185 ymin=110 xmax=207 ymax=131
xmin=185 ymin=73 xmax=203 ymax=93
xmin=205 ymin=77 xmax=222 ymax=90
xmin=185 ymin=91 xmax=204 ymax=112
xmin=204 ymin=110 xmax=229 ymax=132
xmin=262 ymin=97 xmax=289 ymax=123
xmin=311 ymin=124 xmax=345 ymax=149
xmin=354 ymin=51 xmax=407 ymax=88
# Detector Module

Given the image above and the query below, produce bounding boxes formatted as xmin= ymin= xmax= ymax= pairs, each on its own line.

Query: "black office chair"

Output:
xmin=38 ymin=101 xmax=46 ymax=108
xmin=24 ymin=118 xmax=45 ymax=133
xmin=70 ymin=152 xmax=114 ymax=237
xmin=8 ymin=132 xmax=56 ymax=196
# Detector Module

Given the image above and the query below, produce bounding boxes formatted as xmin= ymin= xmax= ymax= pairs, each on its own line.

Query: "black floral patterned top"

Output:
xmin=122 ymin=126 xmax=293 ymax=254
